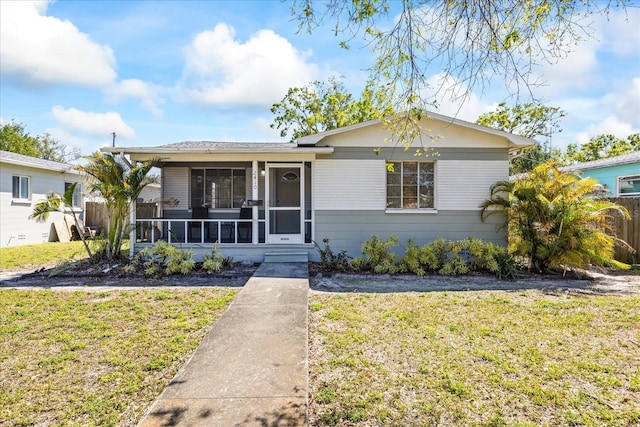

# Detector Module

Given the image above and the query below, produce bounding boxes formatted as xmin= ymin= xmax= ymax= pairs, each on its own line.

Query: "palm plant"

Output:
xmin=480 ymin=161 xmax=631 ymax=272
xmin=30 ymin=182 xmax=93 ymax=258
xmin=78 ymin=151 xmax=160 ymax=260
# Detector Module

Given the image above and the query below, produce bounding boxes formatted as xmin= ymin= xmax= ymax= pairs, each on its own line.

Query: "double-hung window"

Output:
xmin=12 ymin=175 xmax=30 ymax=200
xmin=386 ymin=161 xmax=435 ymax=209
xmin=618 ymin=175 xmax=640 ymax=197
xmin=191 ymin=168 xmax=246 ymax=208
xmin=64 ymin=182 xmax=83 ymax=208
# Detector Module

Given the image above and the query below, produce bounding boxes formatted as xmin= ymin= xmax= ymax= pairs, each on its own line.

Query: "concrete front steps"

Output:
xmin=263 ymin=251 xmax=309 ymax=263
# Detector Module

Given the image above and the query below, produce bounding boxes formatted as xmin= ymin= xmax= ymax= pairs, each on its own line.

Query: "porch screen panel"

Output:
xmin=191 ymin=169 xmax=205 ymax=208
xmin=207 ymin=169 xmax=231 ymax=208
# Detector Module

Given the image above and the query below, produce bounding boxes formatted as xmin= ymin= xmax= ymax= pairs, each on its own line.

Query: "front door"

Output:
xmin=266 ymin=164 xmax=303 ymax=244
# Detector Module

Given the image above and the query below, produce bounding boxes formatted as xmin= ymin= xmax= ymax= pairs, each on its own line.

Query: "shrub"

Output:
xmin=202 ymin=243 xmax=225 ymax=273
xmin=133 ymin=240 xmax=195 ymax=276
xmin=315 ymin=238 xmax=351 ymax=271
xmin=362 ymin=235 xmax=399 ymax=274
xmin=349 ymin=257 xmax=367 ymax=272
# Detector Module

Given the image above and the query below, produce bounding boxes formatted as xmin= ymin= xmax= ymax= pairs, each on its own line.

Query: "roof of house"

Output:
xmin=102 ymin=112 xmax=536 ymax=156
xmin=102 ymin=141 xmax=334 ymax=155
xmin=0 ymin=150 xmax=81 ymax=174
xmin=562 ymin=151 xmax=640 ymax=171
xmin=295 ymin=112 xmax=537 ymax=150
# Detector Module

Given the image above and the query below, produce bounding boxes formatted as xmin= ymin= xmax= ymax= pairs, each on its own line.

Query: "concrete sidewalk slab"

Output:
xmin=138 ymin=263 xmax=308 ymax=427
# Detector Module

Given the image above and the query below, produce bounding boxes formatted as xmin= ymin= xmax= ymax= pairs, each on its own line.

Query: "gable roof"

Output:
xmin=562 ymin=150 xmax=640 ymax=171
xmin=295 ymin=111 xmax=537 ymax=150
xmin=0 ymin=150 xmax=80 ymax=174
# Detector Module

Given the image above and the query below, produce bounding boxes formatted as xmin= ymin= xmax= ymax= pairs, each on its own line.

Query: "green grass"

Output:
xmin=309 ymin=291 xmax=640 ymax=426
xmin=0 ymin=287 xmax=238 ymax=426
xmin=0 ymin=240 xmax=130 ymax=271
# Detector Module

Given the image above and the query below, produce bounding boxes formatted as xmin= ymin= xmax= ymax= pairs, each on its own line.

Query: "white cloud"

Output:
xmin=596 ymin=7 xmax=640 ymax=57
xmin=424 ymin=73 xmax=496 ymax=121
xmin=575 ymin=116 xmax=639 ymax=144
xmin=0 ymin=1 xmax=117 ymax=88
xmin=51 ymin=106 xmax=136 ymax=140
xmin=106 ymin=79 xmax=165 ymax=118
xmin=601 ymin=77 xmax=640 ymax=127
xmin=178 ymin=23 xmax=318 ymax=107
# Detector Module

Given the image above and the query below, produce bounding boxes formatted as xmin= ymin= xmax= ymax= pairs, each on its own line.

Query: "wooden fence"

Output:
xmin=85 ymin=202 xmax=108 ymax=231
xmin=610 ymin=198 xmax=640 ymax=265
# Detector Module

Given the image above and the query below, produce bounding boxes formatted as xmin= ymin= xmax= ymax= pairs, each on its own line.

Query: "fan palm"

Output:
xmin=480 ymin=161 xmax=631 ymax=272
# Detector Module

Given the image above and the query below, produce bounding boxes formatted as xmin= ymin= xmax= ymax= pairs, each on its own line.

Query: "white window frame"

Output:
xmin=617 ymin=174 xmax=640 ymax=197
xmin=386 ymin=161 xmax=436 ymax=211
xmin=190 ymin=168 xmax=246 ymax=209
xmin=12 ymin=175 xmax=30 ymax=201
xmin=64 ymin=182 xmax=83 ymax=208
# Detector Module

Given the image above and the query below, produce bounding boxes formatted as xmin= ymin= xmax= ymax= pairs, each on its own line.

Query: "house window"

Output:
xmin=64 ymin=182 xmax=83 ymax=208
xmin=386 ymin=161 xmax=435 ymax=209
xmin=618 ymin=175 xmax=640 ymax=197
xmin=191 ymin=168 xmax=245 ymax=208
xmin=12 ymin=175 xmax=30 ymax=200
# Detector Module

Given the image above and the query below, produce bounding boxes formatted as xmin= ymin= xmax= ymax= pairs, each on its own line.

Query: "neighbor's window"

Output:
xmin=386 ymin=161 xmax=435 ymax=209
xmin=191 ymin=168 xmax=246 ymax=208
xmin=618 ymin=175 xmax=640 ymax=197
xmin=12 ymin=175 xmax=30 ymax=200
xmin=64 ymin=182 xmax=83 ymax=208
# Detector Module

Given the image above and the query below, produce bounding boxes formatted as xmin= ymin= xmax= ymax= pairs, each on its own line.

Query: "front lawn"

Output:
xmin=0 ymin=287 xmax=237 ymax=426
xmin=309 ymin=291 xmax=640 ymax=426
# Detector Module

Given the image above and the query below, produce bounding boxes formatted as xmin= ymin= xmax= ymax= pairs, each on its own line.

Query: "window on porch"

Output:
xmin=190 ymin=168 xmax=245 ymax=208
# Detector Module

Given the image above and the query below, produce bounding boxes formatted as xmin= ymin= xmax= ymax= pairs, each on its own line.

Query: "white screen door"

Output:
xmin=266 ymin=164 xmax=303 ymax=244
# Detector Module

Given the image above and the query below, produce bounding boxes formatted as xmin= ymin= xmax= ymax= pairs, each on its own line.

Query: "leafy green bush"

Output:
xmin=349 ymin=257 xmax=367 ymax=272
xmin=202 ymin=243 xmax=226 ymax=273
xmin=361 ymin=235 xmax=399 ymax=274
xmin=132 ymin=240 xmax=195 ymax=276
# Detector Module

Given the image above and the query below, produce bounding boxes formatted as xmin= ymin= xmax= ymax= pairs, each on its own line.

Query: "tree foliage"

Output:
xmin=480 ymin=162 xmax=631 ymax=273
xmin=476 ymin=102 xmax=565 ymax=174
xmin=291 ymin=1 xmax=626 ymax=147
xmin=270 ymin=77 xmax=393 ymax=141
xmin=78 ymin=152 xmax=160 ymax=261
xmin=292 ymin=1 xmax=625 ymax=105
xmin=0 ymin=121 xmax=80 ymax=163
xmin=565 ymin=133 xmax=640 ymax=163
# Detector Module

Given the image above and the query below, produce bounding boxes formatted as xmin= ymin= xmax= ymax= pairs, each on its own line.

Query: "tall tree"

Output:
xmin=0 ymin=121 xmax=80 ymax=162
xmin=292 ymin=1 xmax=627 ymax=148
xmin=565 ymin=133 xmax=640 ymax=163
xmin=79 ymin=152 xmax=160 ymax=261
xmin=271 ymin=77 xmax=393 ymax=141
xmin=476 ymin=102 xmax=565 ymax=174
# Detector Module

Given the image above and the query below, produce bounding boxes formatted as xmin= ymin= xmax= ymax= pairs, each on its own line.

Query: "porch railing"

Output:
xmin=135 ymin=218 xmax=266 ymax=245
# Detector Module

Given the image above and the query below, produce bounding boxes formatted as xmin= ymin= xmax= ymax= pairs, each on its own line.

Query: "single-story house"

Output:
xmin=563 ymin=151 xmax=640 ymax=197
xmin=103 ymin=113 xmax=535 ymax=262
xmin=0 ymin=150 xmax=86 ymax=247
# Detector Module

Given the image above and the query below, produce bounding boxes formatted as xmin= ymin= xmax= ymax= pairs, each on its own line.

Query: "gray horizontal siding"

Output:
xmin=314 ymin=210 xmax=506 ymax=258
xmin=317 ymin=147 xmax=508 ymax=161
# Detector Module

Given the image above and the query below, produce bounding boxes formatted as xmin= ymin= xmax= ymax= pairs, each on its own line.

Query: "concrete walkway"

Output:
xmin=138 ymin=262 xmax=309 ymax=427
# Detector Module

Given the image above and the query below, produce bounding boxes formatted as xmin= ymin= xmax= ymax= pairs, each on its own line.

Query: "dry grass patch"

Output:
xmin=0 ymin=287 xmax=237 ymax=426
xmin=309 ymin=291 xmax=640 ymax=426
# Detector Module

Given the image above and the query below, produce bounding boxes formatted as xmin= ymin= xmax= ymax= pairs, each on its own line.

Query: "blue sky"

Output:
xmin=1 ymin=0 xmax=639 ymax=156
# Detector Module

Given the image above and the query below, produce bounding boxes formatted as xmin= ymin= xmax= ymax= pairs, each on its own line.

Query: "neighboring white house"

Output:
xmin=0 ymin=151 xmax=86 ymax=247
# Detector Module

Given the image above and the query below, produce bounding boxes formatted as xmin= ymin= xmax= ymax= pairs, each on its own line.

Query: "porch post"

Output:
xmin=251 ymin=160 xmax=259 ymax=244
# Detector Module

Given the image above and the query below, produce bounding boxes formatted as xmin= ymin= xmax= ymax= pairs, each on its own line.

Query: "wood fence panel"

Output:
xmin=85 ymin=202 xmax=109 ymax=231
xmin=609 ymin=198 xmax=640 ymax=265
